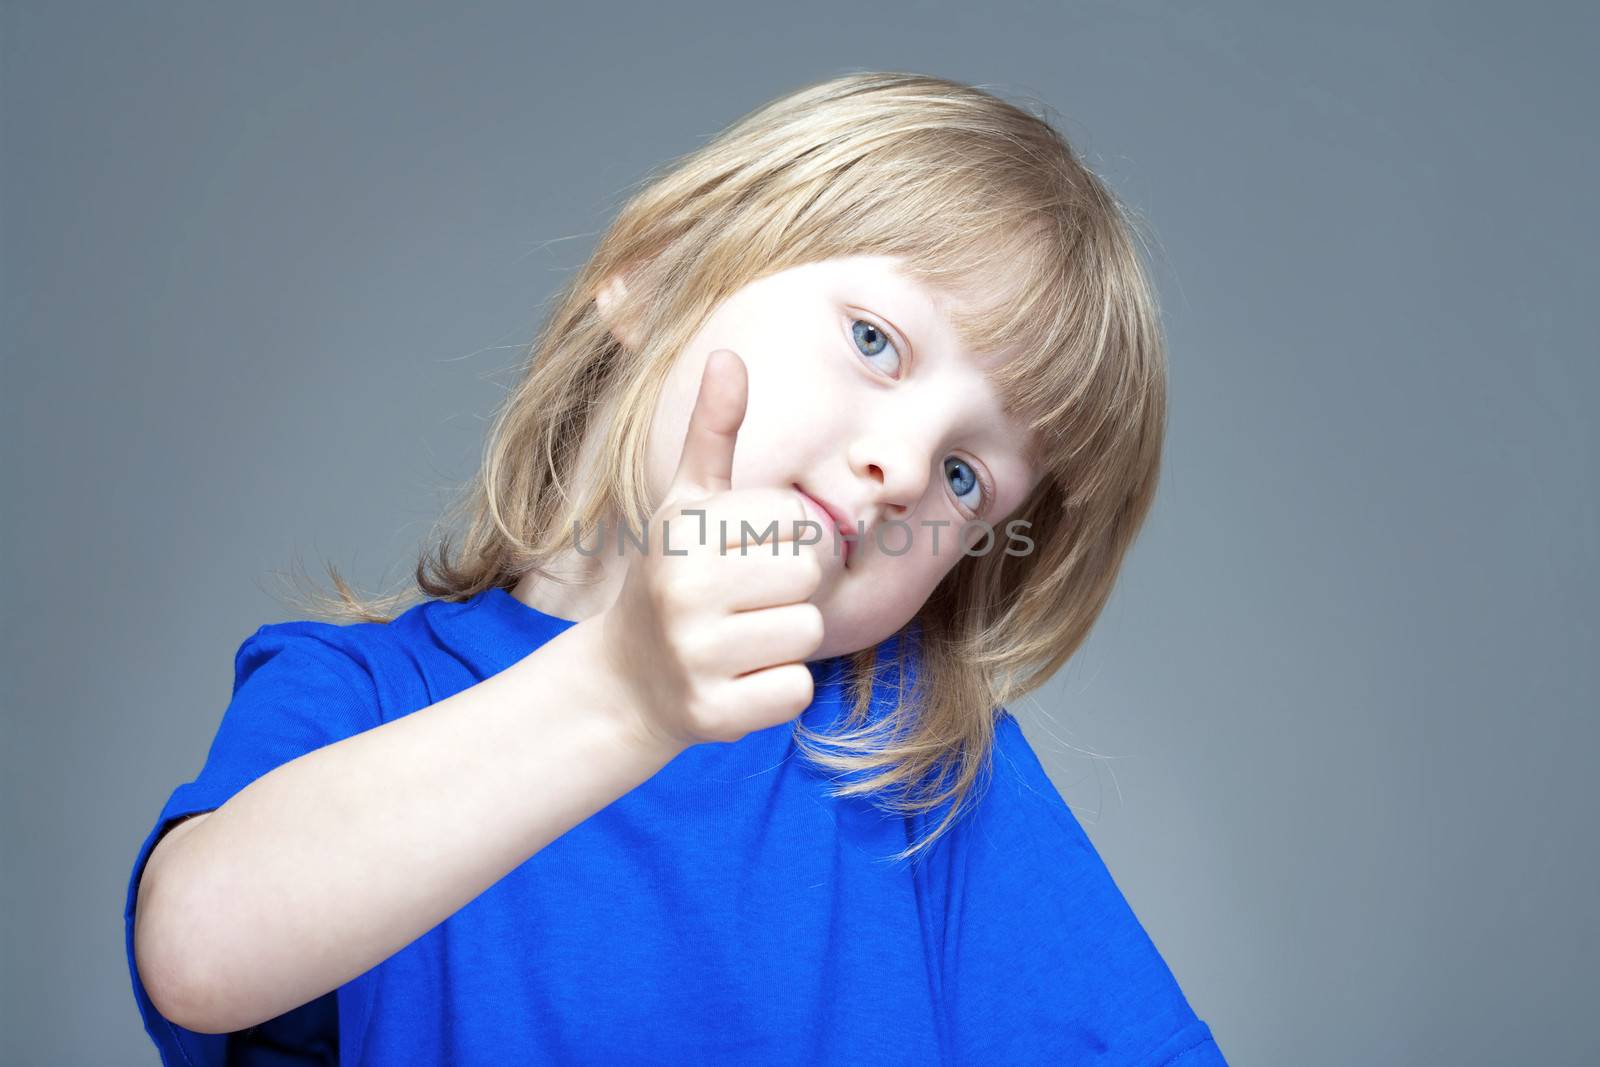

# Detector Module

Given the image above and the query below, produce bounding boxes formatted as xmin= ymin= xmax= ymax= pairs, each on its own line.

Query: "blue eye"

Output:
xmin=944 ymin=456 xmax=990 ymax=515
xmin=850 ymin=317 xmax=902 ymax=377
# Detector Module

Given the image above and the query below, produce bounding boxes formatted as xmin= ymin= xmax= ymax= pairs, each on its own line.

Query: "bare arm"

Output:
xmin=135 ymin=349 xmax=823 ymax=1036
xmin=132 ymin=613 xmax=681 ymax=1034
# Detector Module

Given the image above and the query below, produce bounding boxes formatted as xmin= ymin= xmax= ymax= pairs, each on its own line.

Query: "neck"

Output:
xmin=510 ymin=383 xmax=641 ymax=624
xmin=510 ymin=508 xmax=642 ymax=623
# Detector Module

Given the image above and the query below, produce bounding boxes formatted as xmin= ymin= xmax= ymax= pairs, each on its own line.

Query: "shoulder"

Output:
xmin=957 ymin=708 xmax=1095 ymax=858
xmin=230 ymin=617 xmax=395 ymax=698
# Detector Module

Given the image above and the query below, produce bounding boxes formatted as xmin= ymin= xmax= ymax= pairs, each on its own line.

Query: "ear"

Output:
xmin=594 ymin=268 xmax=644 ymax=351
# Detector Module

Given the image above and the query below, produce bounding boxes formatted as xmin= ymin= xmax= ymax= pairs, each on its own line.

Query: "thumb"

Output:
xmin=667 ymin=348 xmax=747 ymax=500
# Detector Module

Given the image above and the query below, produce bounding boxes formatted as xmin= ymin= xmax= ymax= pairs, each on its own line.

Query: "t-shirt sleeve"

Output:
xmin=937 ymin=710 xmax=1229 ymax=1066
xmin=124 ymin=623 xmax=382 ymax=1066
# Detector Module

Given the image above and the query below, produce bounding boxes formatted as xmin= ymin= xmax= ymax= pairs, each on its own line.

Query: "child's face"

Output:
xmin=644 ymin=255 xmax=1043 ymax=659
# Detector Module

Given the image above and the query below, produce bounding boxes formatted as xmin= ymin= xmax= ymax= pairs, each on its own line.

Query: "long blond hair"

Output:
xmin=285 ymin=71 xmax=1168 ymax=864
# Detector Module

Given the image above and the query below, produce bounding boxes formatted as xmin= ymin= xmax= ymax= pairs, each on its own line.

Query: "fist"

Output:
xmin=599 ymin=349 xmax=826 ymax=749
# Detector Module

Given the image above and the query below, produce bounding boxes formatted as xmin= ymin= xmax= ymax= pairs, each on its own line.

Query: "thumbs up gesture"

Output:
xmin=597 ymin=349 xmax=825 ymax=751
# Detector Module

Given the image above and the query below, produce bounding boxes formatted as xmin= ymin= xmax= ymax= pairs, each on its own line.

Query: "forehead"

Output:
xmin=801 ymin=254 xmax=1013 ymax=364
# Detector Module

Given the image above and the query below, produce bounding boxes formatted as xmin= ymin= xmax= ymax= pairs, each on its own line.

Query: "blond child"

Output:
xmin=127 ymin=71 xmax=1225 ymax=1065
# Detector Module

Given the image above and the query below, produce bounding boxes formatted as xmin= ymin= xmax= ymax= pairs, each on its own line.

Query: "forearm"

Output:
xmin=134 ymin=613 xmax=679 ymax=1034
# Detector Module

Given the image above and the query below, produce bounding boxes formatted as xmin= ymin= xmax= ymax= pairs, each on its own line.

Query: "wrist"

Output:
xmin=556 ymin=611 xmax=687 ymax=766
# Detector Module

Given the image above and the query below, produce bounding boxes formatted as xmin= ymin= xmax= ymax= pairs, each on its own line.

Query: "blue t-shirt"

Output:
xmin=125 ymin=586 xmax=1227 ymax=1065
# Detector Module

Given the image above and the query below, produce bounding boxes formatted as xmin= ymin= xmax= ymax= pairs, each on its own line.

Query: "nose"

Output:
xmin=847 ymin=431 xmax=931 ymax=519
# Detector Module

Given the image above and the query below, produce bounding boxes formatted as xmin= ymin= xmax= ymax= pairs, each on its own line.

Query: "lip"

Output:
xmin=793 ymin=483 xmax=855 ymax=568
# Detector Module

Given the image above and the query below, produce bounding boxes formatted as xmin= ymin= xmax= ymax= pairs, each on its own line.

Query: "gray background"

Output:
xmin=4 ymin=2 xmax=1595 ymax=1064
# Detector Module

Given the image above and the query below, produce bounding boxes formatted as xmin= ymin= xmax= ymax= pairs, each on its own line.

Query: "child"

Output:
xmin=125 ymin=71 xmax=1227 ymax=1065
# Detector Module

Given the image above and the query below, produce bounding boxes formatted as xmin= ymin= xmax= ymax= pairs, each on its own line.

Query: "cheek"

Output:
xmin=815 ymin=543 xmax=956 ymax=656
xmin=731 ymin=362 xmax=850 ymax=482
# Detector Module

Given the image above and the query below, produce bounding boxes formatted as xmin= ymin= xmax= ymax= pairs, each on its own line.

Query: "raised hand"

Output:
xmin=597 ymin=349 xmax=826 ymax=750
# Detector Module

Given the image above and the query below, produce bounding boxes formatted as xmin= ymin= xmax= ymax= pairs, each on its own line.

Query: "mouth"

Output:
xmin=793 ymin=483 xmax=853 ymax=568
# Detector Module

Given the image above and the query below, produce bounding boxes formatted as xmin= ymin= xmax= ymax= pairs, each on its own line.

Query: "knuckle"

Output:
xmin=688 ymin=693 xmax=738 ymax=744
xmin=666 ymin=625 xmax=709 ymax=670
xmin=707 ymin=718 xmax=743 ymax=745
xmin=798 ymin=604 xmax=825 ymax=647
xmin=794 ymin=548 xmax=823 ymax=589
xmin=655 ymin=570 xmax=699 ymax=613
xmin=690 ymin=628 xmax=723 ymax=671
xmin=784 ymin=664 xmax=815 ymax=713
xmin=681 ymin=690 xmax=716 ymax=734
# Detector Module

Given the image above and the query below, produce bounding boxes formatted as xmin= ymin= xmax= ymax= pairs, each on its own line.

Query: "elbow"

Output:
xmin=134 ymin=905 xmax=208 ymax=1031
xmin=137 ymin=947 xmax=220 ymax=1033
xmin=133 ymin=866 xmax=239 ymax=1034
